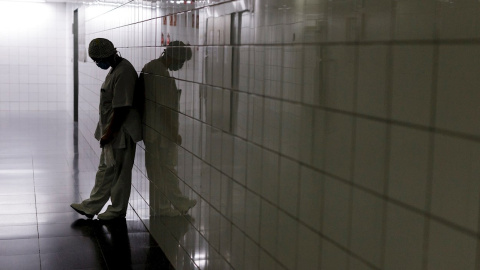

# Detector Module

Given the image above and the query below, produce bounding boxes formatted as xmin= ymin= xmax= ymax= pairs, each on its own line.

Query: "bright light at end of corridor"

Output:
xmin=0 ymin=1 xmax=52 ymax=31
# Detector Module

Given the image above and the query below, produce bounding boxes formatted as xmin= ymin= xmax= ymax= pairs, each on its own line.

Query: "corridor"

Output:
xmin=1 ymin=0 xmax=480 ymax=269
xmin=0 ymin=111 xmax=172 ymax=269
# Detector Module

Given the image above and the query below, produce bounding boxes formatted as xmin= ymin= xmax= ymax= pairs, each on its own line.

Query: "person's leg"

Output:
xmin=163 ymin=165 xmax=196 ymax=214
xmin=160 ymin=144 xmax=196 ymax=214
xmin=156 ymin=164 xmax=181 ymax=216
xmin=100 ymin=137 xmax=136 ymax=219
xmin=79 ymin=150 xmax=115 ymax=214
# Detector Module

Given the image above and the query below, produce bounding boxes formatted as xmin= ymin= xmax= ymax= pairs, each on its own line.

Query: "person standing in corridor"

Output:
xmin=71 ymin=38 xmax=142 ymax=221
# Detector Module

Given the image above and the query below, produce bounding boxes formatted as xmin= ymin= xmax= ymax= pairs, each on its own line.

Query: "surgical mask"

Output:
xmin=96 ymin=61 xmax=110 ymax=70
xmin=168 ymin=61 xmax=184 ymax=71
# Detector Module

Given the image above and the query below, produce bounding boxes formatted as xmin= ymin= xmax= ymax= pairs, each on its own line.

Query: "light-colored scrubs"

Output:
xmin=81 ymin=58 xmax=142 ymax=217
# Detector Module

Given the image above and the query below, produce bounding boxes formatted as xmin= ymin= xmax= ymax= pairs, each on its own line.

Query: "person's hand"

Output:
xmin=100 ymin=133 xmax=113 ymax=148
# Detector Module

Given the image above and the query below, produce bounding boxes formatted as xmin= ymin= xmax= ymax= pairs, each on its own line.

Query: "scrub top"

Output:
xmin=95 ymin=58 xmax=142 ymax=149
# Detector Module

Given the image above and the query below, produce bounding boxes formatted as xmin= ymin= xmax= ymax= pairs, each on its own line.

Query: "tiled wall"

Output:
xmin=0 ymin=2 xmax=68 ymax=111
xmin=75 ymin=0 xmax=480 ymax=269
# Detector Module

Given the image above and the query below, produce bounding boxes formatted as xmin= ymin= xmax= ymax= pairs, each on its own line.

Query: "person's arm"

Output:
xmin=100 ymin=106 xmax=129 ymax=147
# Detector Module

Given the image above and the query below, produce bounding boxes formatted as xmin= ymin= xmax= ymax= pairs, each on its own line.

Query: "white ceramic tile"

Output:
xmin=427 ymin=221 xmax=477 ymax=270
xmin=278 ymin=156 xmax=300 ymax=217
xmin=353 ymin=118 xmax=388 ymax=194
xmin=264 ymin=47 xmax=283 ymax=99
xmin=233 ymin=92 xmax=248 ymax=139
xmin=320 ymin=240 xmax=348 ymax=270
xmin=260 ymin=149 xmax=279 ymax=204
xmin=296 ymin=223 xmax=321 ymax=270
xmin=231 ymin=225 xmax=245 ymax=270
xmin=360 ymin=0 xmax=393 ymax=41
xmin=231 ymin=182 xmax=246 ymax=231
xmin=384 ymin=203 xmax=425 ymax=270
xmin=302 ymin=45 xmax=321 ymax=106
xmin=262 ymin=98 xmax=281 ymax=152
xmin=209 ymin=169 xmax=221 ymax=210
xmin=394 ymin=0 xmax=435 ymax=40
xmin=276 ymin=210 xmax=298 ymax=270
xmin=323 ymin=46 xmax=356 ymax=112
xmin=259 ymin=249 xmax=282 ymax=270
xmin=388 ymin=126 xmax=429 ymax=210
xmin=350 ymin=188 xmax=384 ymax=268
xmin=209 ymin=128 xmax=223 ymax=170
xmin=391 ymin=45 xmax=433 ymax=126
xmin=436 ymin=45 xmax=480 ymax=137
xmin=282 ymin=48 xmax=303 ymax=103
xmin=322 ymin=177 xmax=350 ymax=247
xmin=299 ymin=166 xmax=323 ymax=230
xmin=219 ymin=215 xmax=232 ymax=259
xmin=245 ymin=190 xmax=261 ymax=243
xmin=259 ymin=200 xmax=278 ymax=256
xmin=280 ymin=101 xmax=301 ymax=161
xmin=312 ymin=108 xmax=326 ymax=171
xmin=244 ymin=237 xmax=260 ymax=270
xmin=348 ymin=257 xmax=375 ymax=270
xmin=436 ymin=1 xmax=480 ymax=39
xmin=253 ymin=47 xmax=265 ymax=95
xmin=248 ymin=95 xmax=264 ymax=145
xmin=221 ymin=133 xmax=234 ymax=178
xmin=431 ymin=134 xmax=480 ymax=232
xmin=299 ymin=106 xmax=314 ymax=165
xmin=246 ymin=143 xmax=262 ymax=194
xmin=326 ymin=1 xmax=359 ymax=42
xmin=357 ymin=45 xmax=388 ymax=118
xmin=233 ymin=137 xmax=247 ymax=185
xmin=324 ymin=112 xmax=354 ymax=180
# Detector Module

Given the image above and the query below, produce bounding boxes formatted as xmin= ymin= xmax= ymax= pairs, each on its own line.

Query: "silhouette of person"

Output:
xmin=139 ymin=41 xmax=197 ymax=216
xmin=71 ymin=38 xmax=142 ymax=221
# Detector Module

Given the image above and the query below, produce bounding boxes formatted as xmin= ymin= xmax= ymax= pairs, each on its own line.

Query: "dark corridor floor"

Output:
xmin=0 ymin=112 xmax=173 ymax=270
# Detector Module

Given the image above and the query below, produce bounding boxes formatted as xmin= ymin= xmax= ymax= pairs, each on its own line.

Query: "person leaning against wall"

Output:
xmin=70 ymin=38 xmax=142 ymax=221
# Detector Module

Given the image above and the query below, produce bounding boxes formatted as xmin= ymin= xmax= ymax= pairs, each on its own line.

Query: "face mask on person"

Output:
xmin=96 ymin=61 xmax=110 ymax=70
xmin=168 ymin=61 xmax=184 ymax=71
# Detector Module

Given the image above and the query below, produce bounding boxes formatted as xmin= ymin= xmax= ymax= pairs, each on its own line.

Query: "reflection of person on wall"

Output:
xmin=140 ymin=41 xmax=196 ymax=216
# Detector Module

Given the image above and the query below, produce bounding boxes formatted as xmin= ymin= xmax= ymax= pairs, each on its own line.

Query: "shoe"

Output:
xmin=174 ymin=199 xmax=197 ymax=215
xmin=70 ymin=203 xmax=94 ymax=219
xmin=97 ymin=211 xmax=124 ymax=221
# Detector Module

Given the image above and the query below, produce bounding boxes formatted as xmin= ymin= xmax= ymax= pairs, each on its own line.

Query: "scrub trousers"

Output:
xmin=80 ymin=136 xmax=136 ymax=218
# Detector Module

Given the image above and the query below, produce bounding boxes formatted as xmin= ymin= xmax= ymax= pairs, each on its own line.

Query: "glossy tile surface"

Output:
xmin=69 ymin=0 xmax=480 ymax=269
xmin=0 ymin=112 xmax=172 ymax=270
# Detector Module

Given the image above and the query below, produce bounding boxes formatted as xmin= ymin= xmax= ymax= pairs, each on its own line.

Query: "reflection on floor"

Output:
xmin=0 ymin=112 xmax=173 ymax=270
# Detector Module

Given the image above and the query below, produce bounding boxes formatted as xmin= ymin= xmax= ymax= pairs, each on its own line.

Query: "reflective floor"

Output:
xmin=0 ymin=111 xmax=173 ymax=270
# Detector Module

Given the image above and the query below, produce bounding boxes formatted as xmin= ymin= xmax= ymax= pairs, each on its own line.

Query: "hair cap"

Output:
xmin=88 ymin=38 xmax=116 ymax=59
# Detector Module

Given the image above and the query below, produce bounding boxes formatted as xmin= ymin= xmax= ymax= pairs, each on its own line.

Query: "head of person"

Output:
xmin=88 ymin=38 xmax=119 ymax=70
xmin=163 ymin=41 xmax=193 ymax=71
